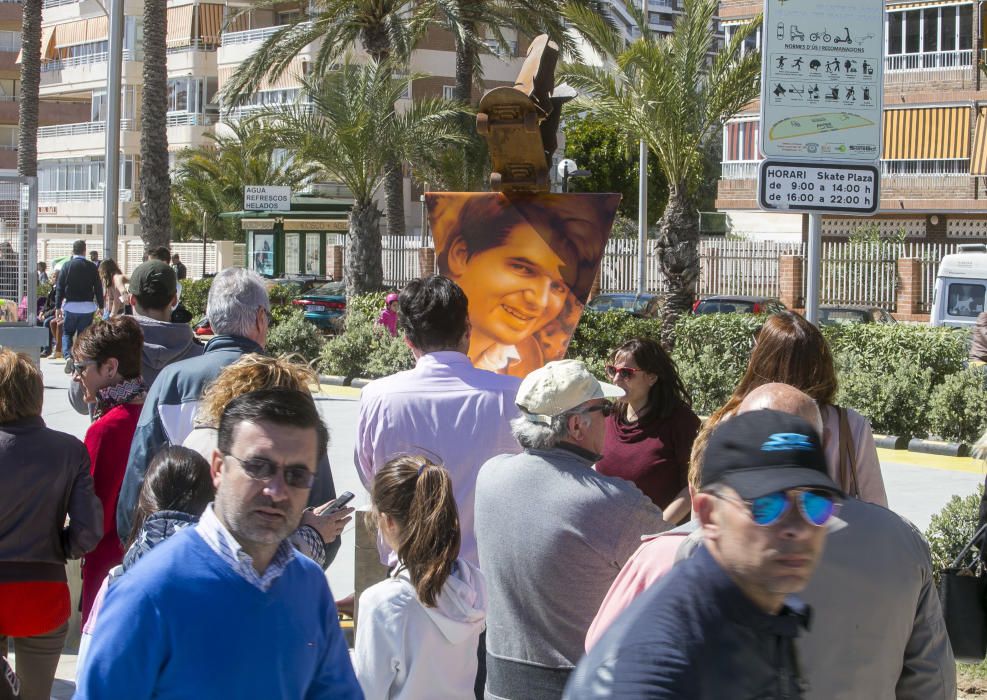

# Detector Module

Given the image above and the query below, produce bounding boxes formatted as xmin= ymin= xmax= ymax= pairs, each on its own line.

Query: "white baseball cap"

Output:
xmin=516 ymin=360 xmax=624 ymax=425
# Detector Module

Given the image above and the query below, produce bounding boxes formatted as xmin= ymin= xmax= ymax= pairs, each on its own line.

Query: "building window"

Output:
xmin=723 ymin=23 xmax=761 ymax=57
xmin=887 ymin=4 xmax=972 ymax=56
xmin=442 ymin=85 xmax=456 ymax=99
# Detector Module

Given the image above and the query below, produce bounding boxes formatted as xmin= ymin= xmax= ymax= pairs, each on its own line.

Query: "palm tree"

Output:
xmin=139 ymin=0 xmax=171 ymax=252
xmin=561 ymin=0 xmax=760 ymax=344
xmin=223 ymin=0 xmax=427 ymax=237
xmin=18 ymin=0 xmax=42 ymax=177
xmin=170 ymin=121 xmax=318 ymax=241
xmin=255 ymin=59 xmax=466 ymax=295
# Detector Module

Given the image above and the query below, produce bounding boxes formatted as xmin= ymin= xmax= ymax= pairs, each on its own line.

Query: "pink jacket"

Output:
xmin=377 ymin=308 xmax=398 ymax=337
xmin=584 ymin=530 xmax=690 ymax=651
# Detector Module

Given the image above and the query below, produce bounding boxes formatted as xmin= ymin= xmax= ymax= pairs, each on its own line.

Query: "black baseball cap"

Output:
xmin=701 ymin=409 xmax=840 ymax=499
xmin=129 ymin=260 xmax=177 ymax=299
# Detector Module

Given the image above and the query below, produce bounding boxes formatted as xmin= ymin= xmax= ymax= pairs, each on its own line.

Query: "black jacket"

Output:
xmin=564 ymin=546 xmax=809 ymax=700
xmin=55 ymin=256 xmax=103 ymax=309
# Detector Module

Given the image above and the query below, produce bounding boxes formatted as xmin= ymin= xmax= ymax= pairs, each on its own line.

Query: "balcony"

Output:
xmin=885 ymin=49 xmax=973 ymax=72
xmin=42 ymin=0 xmax=77 ymax=7
xmin=721 ymin=160 xmax=759 ymax=180
xmin=41 ymin=50 xmax=137 ymax=73
xmin=38 ymin=118 xmax=135 ymax=138
xmin=37 ymin=119 xmax=138 ymax=156
xmin=221 ymin=25 xmax=294 ymax=47
xmin=38 ymin=188 xmax=133 ymax=202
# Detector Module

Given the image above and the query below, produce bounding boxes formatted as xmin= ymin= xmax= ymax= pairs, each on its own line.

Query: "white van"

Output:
xmin=930 ymin=244 xmax=987 ymax=327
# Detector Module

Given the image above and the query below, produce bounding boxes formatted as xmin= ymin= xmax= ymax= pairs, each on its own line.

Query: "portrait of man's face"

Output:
xmin=427 ymin=191 xmax=620 ymax=377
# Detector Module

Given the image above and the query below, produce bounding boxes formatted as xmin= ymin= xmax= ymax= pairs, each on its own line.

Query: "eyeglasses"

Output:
xmin=605 ymin=365 xmax=641 ymax=381
xmin=713 ymin=488 xmax=840 ymax=527
xmin=72 ymin=359 xmax=98 ymax=377
xmin=224 ymin=453 xmax=316 ymax=489
xmin=580 ymin=402 xmax=614 ymax=418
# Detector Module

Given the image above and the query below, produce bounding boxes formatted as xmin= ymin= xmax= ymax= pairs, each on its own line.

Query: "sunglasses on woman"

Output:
xmin=714 ymin=488 xmax=840 ymax=527
xmin=604 ymin=365 xmax=641 ymax=381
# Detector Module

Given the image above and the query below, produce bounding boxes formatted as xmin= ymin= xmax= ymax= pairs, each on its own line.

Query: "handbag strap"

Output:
xmin=836 ymin=406 xmax=861 ymax=498
xmin=949 ymin=522 xmax=987 ymax=570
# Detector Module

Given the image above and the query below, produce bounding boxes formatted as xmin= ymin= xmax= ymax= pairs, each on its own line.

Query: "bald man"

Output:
xmin=584 ymin=384 xmax=954 ymax=700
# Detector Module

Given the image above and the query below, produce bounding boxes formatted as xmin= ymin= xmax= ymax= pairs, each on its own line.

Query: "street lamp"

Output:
xmin=557 ymin=159 xmax=592 ymax=193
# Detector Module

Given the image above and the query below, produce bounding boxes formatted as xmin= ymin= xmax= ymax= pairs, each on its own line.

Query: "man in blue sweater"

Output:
xmin=75 ymin=388 xmax=363 ymax=699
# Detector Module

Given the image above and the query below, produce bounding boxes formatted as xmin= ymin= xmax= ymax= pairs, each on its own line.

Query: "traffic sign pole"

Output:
xmin=806 ymin=213 xmax=821 ymax=324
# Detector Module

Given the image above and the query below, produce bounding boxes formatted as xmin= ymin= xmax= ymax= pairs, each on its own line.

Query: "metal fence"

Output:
xmin=37 ymin=238 xmax=246 ymax=280
xmin=0 ymin=180 xmax=36 ymax=324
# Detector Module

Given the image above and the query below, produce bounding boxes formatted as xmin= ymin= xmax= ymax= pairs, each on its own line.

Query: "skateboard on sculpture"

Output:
xmin=476 ymin=87 xmax=550 ymax=191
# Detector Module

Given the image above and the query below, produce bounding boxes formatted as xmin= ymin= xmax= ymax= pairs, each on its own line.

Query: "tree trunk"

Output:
xmin=18 ymin=0 xmax=41 ymax=177
xmin=383 ymin=159 xmax=405 ymax=236
xmin=655 ymin=188 xmax=700 ymax=349
xmin=454 ymin=22 xmax=476 ymax=104
xmin=139 ymin=0 xmax=171 ymax=253
xmin=345 ymin=199 xmax=384 ymax=296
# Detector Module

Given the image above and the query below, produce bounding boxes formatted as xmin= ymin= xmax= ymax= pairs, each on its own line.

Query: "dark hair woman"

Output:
xmin=695 ymin=311 xmax=887 ymax=506
xmin=72 ymin=316 xmax=147 ymax=623
xmin=355 ymin=456 xmax=486 ymax=700
xmin=0 ymin=349 xmax=101 ymax=700
xmin=595 ymin=338 xmax=700 ymax=523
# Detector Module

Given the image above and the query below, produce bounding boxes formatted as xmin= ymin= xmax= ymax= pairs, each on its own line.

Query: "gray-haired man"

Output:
xmin=474 ymin=360 xmax=669 ymax=700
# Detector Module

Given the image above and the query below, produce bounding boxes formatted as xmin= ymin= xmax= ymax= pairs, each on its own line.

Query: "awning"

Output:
xmin=54 ymin=17 xmax=108 ymax=47
xmin=882 ymin=106 xmax=971 ymax=160
xmin=972 ymin=107 xmax=987 ymax=175
xmin=166 ymin=5 xmax=195 ymax=48
xmin=726 ymin=120 xmax=758 ymax=161
xmin=198 ymin=4 xmax=224 ymax=45
xmin=887 ymin=0 xmax=971 ymax=10
xmin=260 ymin=58 xmax=307 ymax=91
xmin=17 ymin=25 xmax=57 ymax=64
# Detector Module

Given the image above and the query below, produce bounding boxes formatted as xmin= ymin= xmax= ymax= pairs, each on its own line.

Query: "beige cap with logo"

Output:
xmin=516 ymin=359 xmax=624 ymax=425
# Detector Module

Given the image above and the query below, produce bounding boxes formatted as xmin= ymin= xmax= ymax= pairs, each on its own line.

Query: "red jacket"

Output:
xmin=81 ymin=403 xmax=142 ymax=624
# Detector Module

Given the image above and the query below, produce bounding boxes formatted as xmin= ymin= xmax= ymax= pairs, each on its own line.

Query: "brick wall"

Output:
xmin=778 ymin=255 xmax=803 ymax=309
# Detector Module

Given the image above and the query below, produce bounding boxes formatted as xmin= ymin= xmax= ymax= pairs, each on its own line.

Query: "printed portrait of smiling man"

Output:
xmin=429 ymin=192 xmax=620 ymax=377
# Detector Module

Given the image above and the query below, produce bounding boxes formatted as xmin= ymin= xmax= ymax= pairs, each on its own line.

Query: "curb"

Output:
xmin=906 ymin=438 xmax=970 ymax=458
xmin=318 ymin=374 xmax=373 ymax=389
xmin=872 ymin=434 xmax=909 ymax=450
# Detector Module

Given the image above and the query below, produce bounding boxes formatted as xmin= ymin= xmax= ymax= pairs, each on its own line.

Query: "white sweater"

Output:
xmin=355 ymin=559 xmax=487 ymax=700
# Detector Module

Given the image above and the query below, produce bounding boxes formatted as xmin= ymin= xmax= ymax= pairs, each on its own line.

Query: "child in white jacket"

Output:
xmin=356 ymin=455 xmax=487 ymax=700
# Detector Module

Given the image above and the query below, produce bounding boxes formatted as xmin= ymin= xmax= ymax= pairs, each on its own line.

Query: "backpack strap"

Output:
xmin=836 ymin=405 xmax=861 ymax=498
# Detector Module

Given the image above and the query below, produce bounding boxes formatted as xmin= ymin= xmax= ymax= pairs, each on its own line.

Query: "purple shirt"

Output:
xmin=355 ymin=351 xmax=522 ymax=566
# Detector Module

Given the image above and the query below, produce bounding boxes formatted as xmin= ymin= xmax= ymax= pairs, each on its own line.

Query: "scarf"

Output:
xmin=94 ymin=376 xmax=147 ymax=421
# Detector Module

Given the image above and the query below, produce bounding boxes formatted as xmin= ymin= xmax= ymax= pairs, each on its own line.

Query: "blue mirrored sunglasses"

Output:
xmin=747 ymin=489 xmax=839 ymax=527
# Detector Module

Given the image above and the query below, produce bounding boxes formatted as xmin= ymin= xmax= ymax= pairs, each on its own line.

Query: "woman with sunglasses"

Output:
xmin=595 ymin=339 xmax=700 ymax=523
xmin=72 ymin=316 xmax=147 ymax=624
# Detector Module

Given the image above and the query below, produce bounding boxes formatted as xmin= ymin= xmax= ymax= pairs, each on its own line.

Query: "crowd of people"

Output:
xmin=0 ymin=260 xmax=965 ymax=700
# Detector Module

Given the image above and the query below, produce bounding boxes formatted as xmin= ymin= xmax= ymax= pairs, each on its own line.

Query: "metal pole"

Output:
xmin=102 ymin=0 xmax=124 ymax=261
xmin=636 ymin=0 xmax=648 ymax=295
xmin=806 ymin=213 xmax=822 ymax=325
xmin=202 ymin=210 xmax=208 ymax=278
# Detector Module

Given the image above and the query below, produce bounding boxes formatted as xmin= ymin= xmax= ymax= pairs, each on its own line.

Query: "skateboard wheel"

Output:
xmin=476 ymin=113 xmax=490 ymax=135
xmin=490 ymin=172 xmax=503 ymax=190
xmin=523 ymin=111 xmax=538 ymax=133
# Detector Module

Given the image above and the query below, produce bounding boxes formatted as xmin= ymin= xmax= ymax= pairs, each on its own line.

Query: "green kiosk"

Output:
xmin=222 ymin=194 xmax=352 ymax=279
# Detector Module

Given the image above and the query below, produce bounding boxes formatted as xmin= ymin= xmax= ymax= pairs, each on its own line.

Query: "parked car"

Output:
xmin=692 ymin=295 xmax=788 ymax=315
xmin=292 ymin=281 xmax=347 ymax=330
xmin=585 ymin=293 xmax=661 ymax=318
xmin=930 ymin=244 xmax=987 ymax=328
xmin=818 ymin=305 xmax=896 ymax=326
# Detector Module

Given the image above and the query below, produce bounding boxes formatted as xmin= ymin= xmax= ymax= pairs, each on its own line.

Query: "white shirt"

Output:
xmin=196 ymin=504 xmax=294 ymax=592
xmin=355 ymin=351 xmax=522 ymax=567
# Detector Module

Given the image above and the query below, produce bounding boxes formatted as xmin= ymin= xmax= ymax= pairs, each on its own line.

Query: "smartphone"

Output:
xmin=322 ymin=492 xmax=355 ymax=515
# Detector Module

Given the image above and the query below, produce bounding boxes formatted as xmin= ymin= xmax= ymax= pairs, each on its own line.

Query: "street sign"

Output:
xmin=244 ymin=185 xmax=291 ymax=212
xmin=759 ymin=0 xmax=884 ymax=162
xmin=758 ymin=160 xmax=879 ymax=215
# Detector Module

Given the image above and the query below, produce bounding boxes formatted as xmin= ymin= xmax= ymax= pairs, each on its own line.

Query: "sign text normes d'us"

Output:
xmin=244 ymin=185 xmax=292 ymax=212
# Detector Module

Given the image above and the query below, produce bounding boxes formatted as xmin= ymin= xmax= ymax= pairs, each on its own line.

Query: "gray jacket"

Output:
xmin=0 ymin=417 xmax=102 ymax=583
xmin=68 ymin=314 xmax=203 ymax=413
xmin=799 ymin=497 xmax=956 ymax=700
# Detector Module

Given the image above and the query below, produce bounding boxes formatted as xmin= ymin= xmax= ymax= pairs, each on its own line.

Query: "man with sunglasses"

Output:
xmin=76 ymin=389 xmax=362 ymax=699
xmin=474 ymin=360 xmax=668 ymax=699
xmin=566 ymin=409 xmax=841 ymax=699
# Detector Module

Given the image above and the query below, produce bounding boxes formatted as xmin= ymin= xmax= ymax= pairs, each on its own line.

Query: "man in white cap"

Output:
xmin=474 ymin=360 xmax=670 ymax=700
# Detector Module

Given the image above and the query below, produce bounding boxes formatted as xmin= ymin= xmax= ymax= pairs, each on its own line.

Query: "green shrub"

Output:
xmin=37 ymin=281 xmax=52 ymax=300
xmin=346 ymin=291 xmax=391 ymax=327
xmin=265 ymin=309 xmax=325 ymax=363
xmin=825 ymin=323 xmax=969 ymax=386
xmin=927 ymin=368 xmax=987 ymax=444
xmin=837 ymin=363 xmax=934 ymax=438
xmin=671 ymin=313 xmax=762 ymax=415
xmin=266 ymin=283 xmax=302 ymax=326
xmin=181 ymin=278 xmax=212 ymax=321
xmin=926 ymin=485 xmax=984 ymax=582
xmin=565 ymin=310 xmax=661 ymax=361
xmin=318 ymin=313 xmax=412 ymax=379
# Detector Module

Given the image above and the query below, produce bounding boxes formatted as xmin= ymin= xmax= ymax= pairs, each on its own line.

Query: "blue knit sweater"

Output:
xmin=75 ymin=527 xmax=362 ymax=700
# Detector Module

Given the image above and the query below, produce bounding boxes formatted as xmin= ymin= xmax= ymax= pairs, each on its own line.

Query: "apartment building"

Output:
xmin=32 ymin=0 xmax=527 ymax=240
xmin=717 ymin=0 xmax=987 ymax=244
